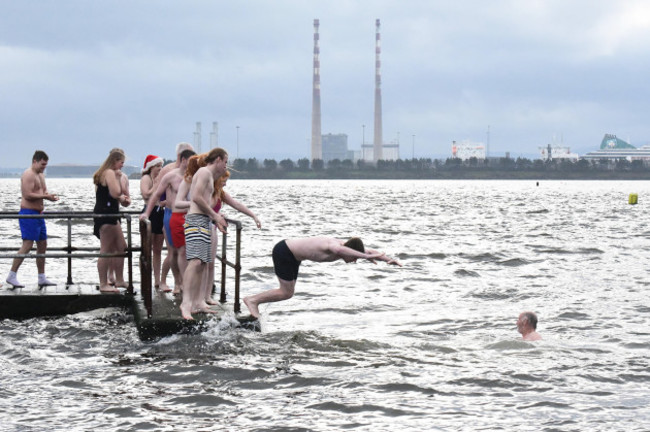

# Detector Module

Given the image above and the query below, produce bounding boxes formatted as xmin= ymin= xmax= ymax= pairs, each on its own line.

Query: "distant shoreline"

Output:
xmin=2 ymin=171 xmax=649 ymax=180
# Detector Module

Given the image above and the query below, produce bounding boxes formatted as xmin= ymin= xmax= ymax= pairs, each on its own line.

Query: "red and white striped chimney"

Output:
xmin=373 ymin=19 xmax=383 ymax=162
xmin=311 ymin=19 xmax=322 ymax=161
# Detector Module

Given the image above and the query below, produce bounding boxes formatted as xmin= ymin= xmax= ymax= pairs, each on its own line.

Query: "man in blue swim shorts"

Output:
xmin=243 ymin=236 xmax=402 ymax=319
xmin=6 ymin=151 xmax=59 ymax=288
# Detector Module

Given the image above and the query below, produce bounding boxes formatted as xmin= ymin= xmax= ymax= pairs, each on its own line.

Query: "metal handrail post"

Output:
xmin=126 ymin=216 xmax=134 ymax=294
xmin=139 ymin=219 xmax=153 ymax=318
xmin=234 ymin=224 xmax=242 ymax=313
xmin=219 ymin=230 xmax=228 ymax=303
xmin=66 ymin=217 xmax=73 ymax=286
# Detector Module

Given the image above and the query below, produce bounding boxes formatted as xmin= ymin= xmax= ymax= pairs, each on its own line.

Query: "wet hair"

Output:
xmin=93 ymin=148 xmax=125 ymax=185
xmin=205 ymin=147 xmax=228 ymax=164
xmin=179 ymin=149 xmax=196 ymax=162
xmin=344 ymin=237 xmax=365 ymax=253
xmin=523 ymin=312 xmax=538 ymax=329
xmin=32 ymin=150 xmax=49 ymax=162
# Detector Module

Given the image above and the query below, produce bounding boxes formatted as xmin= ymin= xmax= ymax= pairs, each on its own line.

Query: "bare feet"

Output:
xmin=205 ymin=297 xmax=218 ymax=305
xmin=180 ymin=303 xmax=194 ymax=320
xmin=243 ymin=297 xmax=259 ymax=318
xmin=99 ymin=285 xmax=120 ymax=293
xmin=172 ymin=285 xmax=183 ymax=296
xmin=193 ymin=305 xmax=217 ymax=314
xmin=113 ymin=281 xmax=129 ymax=288
xmin=157 ymin=282 xmax=172 ymax=293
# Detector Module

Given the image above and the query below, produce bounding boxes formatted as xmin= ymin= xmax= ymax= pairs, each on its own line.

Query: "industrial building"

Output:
xmin=451 ymin=141 xmax=486 ymax=160
xmin=582 ymin=134 xmax=650 ymax=161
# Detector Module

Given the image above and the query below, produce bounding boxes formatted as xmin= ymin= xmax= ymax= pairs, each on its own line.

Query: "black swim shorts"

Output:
xmin=273 ymin=240 xmax=301 ymax=281
xmin=147 ymin=205 xmax=165 ymax=235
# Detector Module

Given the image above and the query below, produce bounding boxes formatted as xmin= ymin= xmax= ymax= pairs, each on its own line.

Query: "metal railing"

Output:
xmin=1 ymin=211 xmax=245 ymax=318
xmin=0 ymin=211 xmax=139 ymax=292
xmin=217 ymin=218 xmax=243 ymax=313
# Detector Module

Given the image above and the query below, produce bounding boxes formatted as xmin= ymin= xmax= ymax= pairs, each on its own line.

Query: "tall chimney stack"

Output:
xmin=194 ymin=121 xmax=202 ymax=153
xmin=373 ymin=19 xmax=383 ymax=162
xmin=311 ymin=19 xmax=322 ymax=161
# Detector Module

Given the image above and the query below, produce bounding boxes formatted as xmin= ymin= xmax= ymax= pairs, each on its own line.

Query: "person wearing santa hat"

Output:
xmin=140 ymin=154 xmax=166 ymax=290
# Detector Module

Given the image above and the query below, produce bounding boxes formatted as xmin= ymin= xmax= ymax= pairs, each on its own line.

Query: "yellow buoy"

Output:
xmin=629 ymin=193 xmax=638 ymax=205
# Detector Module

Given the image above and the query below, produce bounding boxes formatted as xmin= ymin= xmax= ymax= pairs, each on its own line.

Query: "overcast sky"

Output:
xmin=2 ymin=0 xmax=650 ymax=167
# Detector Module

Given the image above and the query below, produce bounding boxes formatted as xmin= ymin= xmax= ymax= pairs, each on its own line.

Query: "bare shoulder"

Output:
xmin=21 ymin=168 xmax=36 ymax=181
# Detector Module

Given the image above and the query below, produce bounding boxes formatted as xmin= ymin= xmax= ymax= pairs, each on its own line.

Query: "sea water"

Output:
xmin=0 ymin=178 xmax=649 ymax=431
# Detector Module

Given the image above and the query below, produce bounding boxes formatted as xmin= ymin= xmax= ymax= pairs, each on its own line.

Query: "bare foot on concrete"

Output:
xmin=157 ymin=282 xmax=172 ymax=293
xmin=99 ymin=285 xmax=120 ymax=293
xmin=180 ymin=303 xmax=194 ymax=320
xmin=205 ymin=297 xmax=218 ymax=305
xmin=243 ymin=297 xmax=259 ymax=318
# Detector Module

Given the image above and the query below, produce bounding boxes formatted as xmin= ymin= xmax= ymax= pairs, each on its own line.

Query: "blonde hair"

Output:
xmin=93 ymin=149 xmax=125 ymax=185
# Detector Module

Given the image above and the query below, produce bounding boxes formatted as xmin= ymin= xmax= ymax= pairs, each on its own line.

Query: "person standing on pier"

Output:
xmin=5 ymin=151 xmax=59 ymax=288
xmin=180 ymin=147 xmax=228 ymax=320
xmin=140 ymin=148 xmax=196 ymax=294
xmin=176 ymin=164 xmax=261 ymax=309
xmin=93 ymin=148 xmax=130 ymax=293
xmin=243 ymin=237 xmax=402 ymax=319
xmin=139 ymin=154 xmax=165 ymax=290
xmin=156 ymin=142 xmax=194 ymax=289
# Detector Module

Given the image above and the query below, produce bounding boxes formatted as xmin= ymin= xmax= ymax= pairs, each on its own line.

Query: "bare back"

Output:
xmin=285 ymin=237 xmax=344 ymax=262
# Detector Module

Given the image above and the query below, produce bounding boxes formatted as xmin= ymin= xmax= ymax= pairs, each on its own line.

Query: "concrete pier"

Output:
xmin=0 ymin=283 xmax=260 ymax=340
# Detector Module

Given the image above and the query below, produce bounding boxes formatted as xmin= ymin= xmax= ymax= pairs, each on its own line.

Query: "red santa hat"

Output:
xmin=142 ymin=154 xmax=163 ymax=173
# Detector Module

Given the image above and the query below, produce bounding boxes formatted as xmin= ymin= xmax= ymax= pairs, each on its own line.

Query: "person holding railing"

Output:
xmin=5 ymin=150 xmax=59 ymax=288
xmin=176 ymin=163 xmax=262 ymax=310
xmin=93 ymin=148 xmax=130 ymax=293
xmin=140 ymin=148 xmax=196 ymax=294
xmin=139 ymin=154 xmax=165 ymax=291
xmin=179 ymin=148 xmax=229 ymax=320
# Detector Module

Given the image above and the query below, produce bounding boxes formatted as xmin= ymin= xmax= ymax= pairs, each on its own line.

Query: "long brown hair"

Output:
xmin=184 ymin=153 xmax=207 ymax=183
xmin=93 ymin=149 xmax=125 ymax=185
xmin=183 ymin=153 xmax=229 ymax=199
xmin=215 ymin=170 xmax=231 ymax=200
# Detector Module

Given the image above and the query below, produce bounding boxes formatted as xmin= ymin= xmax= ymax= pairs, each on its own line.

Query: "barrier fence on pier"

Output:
xmin=0 ymin=211 xmax=244 ymax=318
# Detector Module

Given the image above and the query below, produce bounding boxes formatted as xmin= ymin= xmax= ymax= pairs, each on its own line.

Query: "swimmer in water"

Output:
xmin=517 ymin=311 xmax=542 ymax=341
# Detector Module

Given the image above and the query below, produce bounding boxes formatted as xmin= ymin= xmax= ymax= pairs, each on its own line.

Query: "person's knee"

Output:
xmin=279 ymin=283 xmax=295 ymax=300
xmin=36 ymin=240 xmax=47 ymax=252
xmin=19 ymin=240 xmax=34 ymax=252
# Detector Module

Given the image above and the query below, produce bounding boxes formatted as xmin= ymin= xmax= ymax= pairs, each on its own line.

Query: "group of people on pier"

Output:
xmin=2 ymin=147 xmax=540 ymax=340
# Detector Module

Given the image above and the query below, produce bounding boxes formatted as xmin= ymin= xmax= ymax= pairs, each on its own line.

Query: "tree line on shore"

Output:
xmin=217 ymin=156 xmax=650 ymax=179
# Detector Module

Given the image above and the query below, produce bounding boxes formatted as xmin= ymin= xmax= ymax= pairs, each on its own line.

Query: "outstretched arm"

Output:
xmin=328 ymin=239 xmax=387 ymax=262
xmin=221 ymin=192 xmax=261 ymax=229
xmin=365 ymin=247 xmax=402 ymax=266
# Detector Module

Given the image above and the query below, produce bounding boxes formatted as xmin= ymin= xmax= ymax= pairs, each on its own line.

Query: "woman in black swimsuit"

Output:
xmin=92 ymin=149 xmax=130 ymax=293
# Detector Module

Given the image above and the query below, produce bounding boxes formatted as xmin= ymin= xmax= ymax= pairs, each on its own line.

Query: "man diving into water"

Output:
xmin=243 ymin=236 xmax=402 ymax=318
